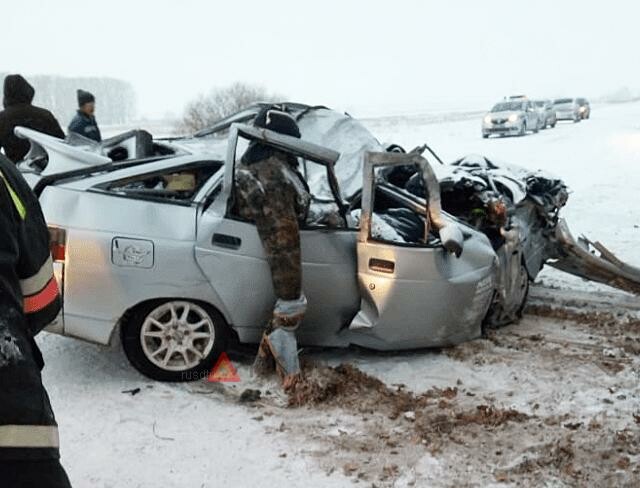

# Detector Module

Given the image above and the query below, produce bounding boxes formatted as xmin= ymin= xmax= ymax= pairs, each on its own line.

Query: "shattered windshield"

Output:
xmin=491 ymin=102 xmax=524 ymax=112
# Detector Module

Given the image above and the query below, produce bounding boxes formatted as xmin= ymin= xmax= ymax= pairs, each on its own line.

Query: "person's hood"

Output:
xmin=3 ymin=74 xmax=35 ymax=108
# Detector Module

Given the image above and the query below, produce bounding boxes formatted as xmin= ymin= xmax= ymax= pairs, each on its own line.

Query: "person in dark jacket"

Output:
xmin=0 ymin=153 xmax=71 ymax=487
xmin=68 ymin=89 xmax=101 ymax=142
xmin=0 ymin=74 xmax=65 ymax=163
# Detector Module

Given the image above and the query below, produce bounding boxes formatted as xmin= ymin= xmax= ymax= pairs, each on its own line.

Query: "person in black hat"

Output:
xmin=0 ymin=74 xmax=65 ymax=163
xmin=234 ymin=105 xmax=311 ymax=387
xmin=68 ymin=89 xmax=101 ymax=142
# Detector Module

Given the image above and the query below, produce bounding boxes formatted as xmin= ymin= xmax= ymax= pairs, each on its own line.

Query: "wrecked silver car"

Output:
xmin=15 ymin=104 xmax=640 ymax=381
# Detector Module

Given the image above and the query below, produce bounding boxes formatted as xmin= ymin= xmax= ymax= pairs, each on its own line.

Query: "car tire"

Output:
xmin=519 ymin=123 xmax=526 ymax=136
xmin=482 ymin=133 xmax=489 ymax=139
xmin=573 ymin=114 xmax=580 ymax=123
xmin=121 ymin=299 xmax=230 ymax=382
xmin=550 ymin=122 xmax=556 ymax=128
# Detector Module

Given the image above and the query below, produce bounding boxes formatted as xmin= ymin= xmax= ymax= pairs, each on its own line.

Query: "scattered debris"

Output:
xmin=239 ymin=388 xmax=262 ymax=403
xmin=602 ymin=347 xmax=624 ymax=358
xmin=152 ymin=421 xmax=175 ymax=442
xmin=122 ymin=387 xmax=141 ymax=396
xmin=526 ymin=305 xmax=640 ymax=335
xmin=403 ymin=411 xmax=416 ymax=422
xmin=617 ymin=456 xmax=631 ymax=470
xmin=415 ymin=405 xmax=530 ymax=438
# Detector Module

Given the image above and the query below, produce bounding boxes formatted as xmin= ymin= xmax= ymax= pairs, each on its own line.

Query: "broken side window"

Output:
xmin=95 ymin=161 xmax=223 ymax=204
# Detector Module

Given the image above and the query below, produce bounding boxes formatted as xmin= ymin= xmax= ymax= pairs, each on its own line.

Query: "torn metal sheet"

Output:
xmin=15 ymin=126 xmax=186 ymax=178
xmin=549 ymin=220 xmax=640 ymax=295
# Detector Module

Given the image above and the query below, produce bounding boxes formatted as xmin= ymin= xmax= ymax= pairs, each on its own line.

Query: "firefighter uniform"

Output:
xmin=0 ymin=154 xmax=71 ymax=487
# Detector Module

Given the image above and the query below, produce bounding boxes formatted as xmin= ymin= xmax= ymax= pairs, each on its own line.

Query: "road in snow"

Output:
xmin=40 ymin=102 xmax=640 ymax=487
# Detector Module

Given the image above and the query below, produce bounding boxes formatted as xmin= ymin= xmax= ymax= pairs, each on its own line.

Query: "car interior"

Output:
xmin=97 ymin=161 xmax=224 ymax=203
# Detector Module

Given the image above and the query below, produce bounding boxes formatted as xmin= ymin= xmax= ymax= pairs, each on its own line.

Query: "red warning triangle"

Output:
xmin=207 ymin=352 xmax=241 ymax=382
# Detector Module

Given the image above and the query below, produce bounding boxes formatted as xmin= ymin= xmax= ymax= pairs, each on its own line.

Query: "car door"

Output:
xmin=346 ymin=151 xmax=497 ymax=350
xmin=193 ymin=124 xmax=360 ymax=347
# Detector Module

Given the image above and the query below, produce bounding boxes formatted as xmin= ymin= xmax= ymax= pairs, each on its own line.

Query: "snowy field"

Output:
xmin=40 ymin=102 xmax=640 ymax=487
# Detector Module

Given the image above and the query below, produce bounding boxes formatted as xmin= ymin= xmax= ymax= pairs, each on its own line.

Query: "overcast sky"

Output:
xmin=1 ymin=0 xmax=638 ymax=118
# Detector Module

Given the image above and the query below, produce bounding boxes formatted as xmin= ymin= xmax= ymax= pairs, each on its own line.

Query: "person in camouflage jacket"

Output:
xmin=235 ymin=106 xmax=310 ymax=386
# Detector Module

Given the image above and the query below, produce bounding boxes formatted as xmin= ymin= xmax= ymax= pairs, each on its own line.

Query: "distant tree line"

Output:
xmin=0 ymin=73 xmax=136 ymax=126
xmin=599 ymin=86 xmax=640 ymax=104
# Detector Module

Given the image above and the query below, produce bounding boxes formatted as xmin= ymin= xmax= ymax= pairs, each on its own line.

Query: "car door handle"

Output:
xmin=212 ymin=233 xmax=242 ymax=250
xmin=369 ymin=258 xmax=395 ymax=274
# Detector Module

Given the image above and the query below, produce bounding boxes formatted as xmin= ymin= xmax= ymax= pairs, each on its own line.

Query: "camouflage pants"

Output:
xmin=235 ymin=156 xmax=308 ymax=305
xmin=253 ymin=199 xmax=303 ymax=301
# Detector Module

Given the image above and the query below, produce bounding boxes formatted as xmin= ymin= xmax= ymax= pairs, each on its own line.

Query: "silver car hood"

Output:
xmin=487 ymin=110 xmax=523 ymax=119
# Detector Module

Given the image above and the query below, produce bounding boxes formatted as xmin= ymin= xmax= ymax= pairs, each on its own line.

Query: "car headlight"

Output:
xmin=484 ymin=115 xmax=492 ymax=124
xmin=579 ymin=106 xmax=586 ymax=112
xmin=508 ymin=114 xmax=519 ymax=123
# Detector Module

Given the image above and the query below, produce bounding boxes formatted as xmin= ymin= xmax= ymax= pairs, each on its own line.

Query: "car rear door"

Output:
xmin=194 ymin=125 xmax=360 ymax=346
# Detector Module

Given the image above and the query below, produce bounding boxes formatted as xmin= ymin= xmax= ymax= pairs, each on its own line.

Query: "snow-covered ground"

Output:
xmin=40 ymin=102 xmax=640 ymax=487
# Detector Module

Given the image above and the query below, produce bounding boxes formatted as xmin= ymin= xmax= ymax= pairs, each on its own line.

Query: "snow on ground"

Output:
xmin=40 ymin=102 xmax=640 ymax=487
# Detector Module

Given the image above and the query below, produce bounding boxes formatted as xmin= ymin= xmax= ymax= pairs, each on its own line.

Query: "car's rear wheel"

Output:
xmin=121 ymin=299 xmax=229 ymax=381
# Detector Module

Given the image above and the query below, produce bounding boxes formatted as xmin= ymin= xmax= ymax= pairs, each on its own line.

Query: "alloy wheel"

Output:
xmin=140 ymin=301 xmax=216 ymax=371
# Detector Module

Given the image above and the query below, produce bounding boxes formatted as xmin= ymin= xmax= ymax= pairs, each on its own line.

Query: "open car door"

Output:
xmin=347 ymin=151 xmax=498 ymax=350
xmin=194 ymin=124 xmax=360 ymax=346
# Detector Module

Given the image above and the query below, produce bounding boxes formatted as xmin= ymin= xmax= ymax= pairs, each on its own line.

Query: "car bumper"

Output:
xmin=555 ymin=112 xmax=576 ymax=120
xmin=483 ymin=124 xmax=521 ymax=135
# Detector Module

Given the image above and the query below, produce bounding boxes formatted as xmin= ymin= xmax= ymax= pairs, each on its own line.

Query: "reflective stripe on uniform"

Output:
xmin=0 ymin=170 xmax=27 ymax=220
xmin=0 ymin=425 xmax=59 ymax=448
xmin=20 ymin=255 xmax=54 ymax=296
xmin=23 ymin=278 xmax=59 ymax=314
